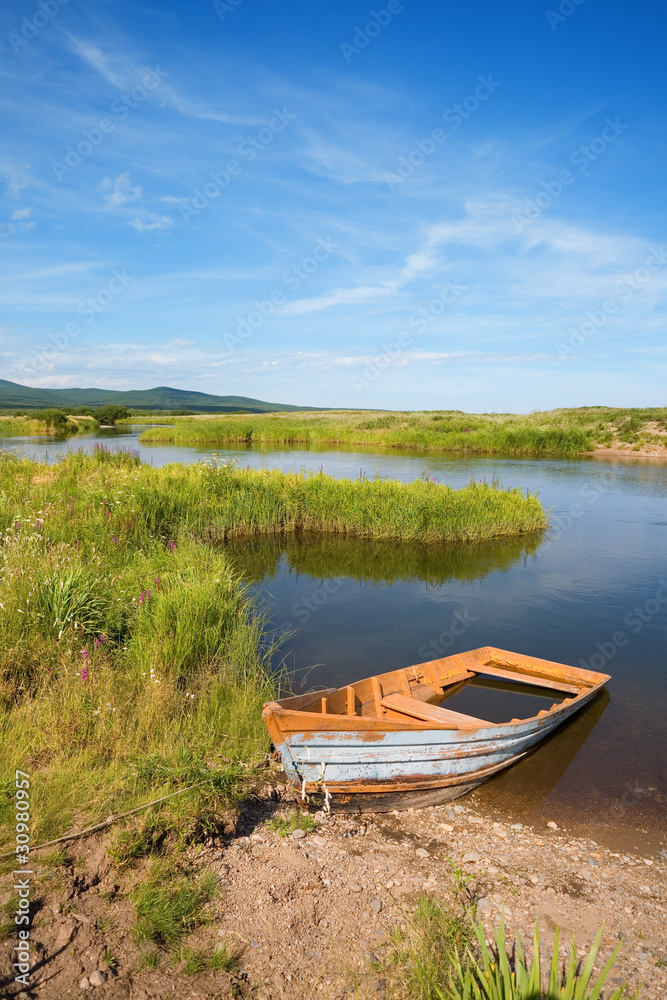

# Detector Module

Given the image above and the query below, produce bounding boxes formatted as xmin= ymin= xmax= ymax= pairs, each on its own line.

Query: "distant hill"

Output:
xmin=0 ymin=380 xmax=321 ymax=414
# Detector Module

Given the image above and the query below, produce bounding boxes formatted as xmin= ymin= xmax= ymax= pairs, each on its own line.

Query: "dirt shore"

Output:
xmin=2 ymin=777 xmax=665 ymax=1000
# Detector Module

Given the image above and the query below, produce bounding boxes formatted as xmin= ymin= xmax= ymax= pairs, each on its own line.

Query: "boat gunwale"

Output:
xmin=263 ymin=646 xmax=610 ymax=736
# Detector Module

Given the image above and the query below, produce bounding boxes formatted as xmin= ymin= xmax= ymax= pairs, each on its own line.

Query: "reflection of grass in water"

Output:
xmin=222 ymin=530 xmax=544 ymax=587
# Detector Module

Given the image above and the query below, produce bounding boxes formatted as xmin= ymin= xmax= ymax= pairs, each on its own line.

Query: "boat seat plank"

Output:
xmin=381 ymin=693 xmax=492 ymax=729
xmin=472 ymin=663 xmax=581 ymax=695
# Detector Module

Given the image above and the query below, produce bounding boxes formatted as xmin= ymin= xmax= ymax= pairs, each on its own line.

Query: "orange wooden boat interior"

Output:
xmin=262 ymin=646 xmax=610 ymax=812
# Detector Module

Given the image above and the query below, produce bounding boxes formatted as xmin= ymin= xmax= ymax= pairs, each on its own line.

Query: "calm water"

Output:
xmin=3 ymin=427 xmax=666 ymax=847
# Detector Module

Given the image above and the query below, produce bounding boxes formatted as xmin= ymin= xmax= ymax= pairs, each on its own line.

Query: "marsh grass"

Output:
xmin=0 ymin=451 xmax=278 ymax=856
xmin=140 ymin=406 xmax=667 ymax=456
xmin=0 ymin=411 xmax=93 ymax=436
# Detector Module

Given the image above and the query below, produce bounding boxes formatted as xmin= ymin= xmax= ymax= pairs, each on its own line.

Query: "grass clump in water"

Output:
xmin=139 ymin=405 xmax=667 ymax=457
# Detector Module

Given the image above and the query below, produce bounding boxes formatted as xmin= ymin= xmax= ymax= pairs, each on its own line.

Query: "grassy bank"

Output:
xmin=0 ymin=411 xmax=97 ymax=436
xmin=140 ymin=406 xmax=667 ymax=456
xmin=0 ymin=451 xmax=278 ymax=855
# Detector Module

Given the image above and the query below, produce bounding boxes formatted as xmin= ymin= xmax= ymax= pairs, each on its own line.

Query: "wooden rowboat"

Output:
xmin=262 ymin=646 xmax=610 ymax=812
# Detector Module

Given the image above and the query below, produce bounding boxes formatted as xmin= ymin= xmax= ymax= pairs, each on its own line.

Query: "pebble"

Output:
xmin=348 ymin=882 xmax=363 ymax=893
xmin=79 ymin=977 xmax=90 ymax=990
xmin=291 ymin=828 xmax=307 ymax=840
xmin=374 ymin=898 xmax=383 ymax=912
xmin=639 ymin=885 xmax=652 ymax=894
xmin=441 ymin=823 xmax=454 ymax=833
xmin=462 ymin=851 xmax=481 ymax=864
xmin=546 ymin=821 xmax=559 ymax=830
xmin=415 ymin=848 xmax=430 ymax=859
xmin=311 ymin=835 xmax=327 ymax=847
xmin=477 ymin=897 xmax=492 ymax=915
xmin=510 ymin=823 xmax=523 ymax=831
xmin=529 ymin=875 xmax=539 ymax=884
xmin=89 ymin=969 xmax=106 ymax=987
xmin=469 ymin=816 xmax=485 ymax=826
xmin=453 ymin=805 xmax=465 ymax=814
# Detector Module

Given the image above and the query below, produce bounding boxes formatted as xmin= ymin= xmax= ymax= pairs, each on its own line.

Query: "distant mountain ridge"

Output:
xmin=0 ymin=380 xmax=321 ymax=413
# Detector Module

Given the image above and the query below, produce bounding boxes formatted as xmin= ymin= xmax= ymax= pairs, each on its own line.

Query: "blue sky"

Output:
xmin=1 ymin=0 xmax=666 ymax=410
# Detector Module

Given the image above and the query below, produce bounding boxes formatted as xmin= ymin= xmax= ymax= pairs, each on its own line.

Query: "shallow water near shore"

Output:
xmin=3 ymin=426 xmax=665 ymax=848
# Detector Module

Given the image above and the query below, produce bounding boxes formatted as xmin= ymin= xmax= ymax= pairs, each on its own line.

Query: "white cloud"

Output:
xmin=127 ymin=214 xmax=173 ymax=233
xmin=101 ymin=172 xmax=142 ymax=208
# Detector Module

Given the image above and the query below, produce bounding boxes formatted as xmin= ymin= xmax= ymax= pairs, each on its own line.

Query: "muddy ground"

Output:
xmin=2 ymin=777 xmax=666 ymax=1000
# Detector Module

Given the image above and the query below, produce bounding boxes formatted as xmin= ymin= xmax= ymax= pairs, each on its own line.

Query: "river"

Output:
xmin=2 ymin=425 xmax=665 ymax=850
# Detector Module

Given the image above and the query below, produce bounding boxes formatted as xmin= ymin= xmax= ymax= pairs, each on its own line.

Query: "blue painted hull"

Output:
xmin=263 ymin=645 xmax=611 ymax=810
xmin=274 ymin=688 xmax=599 ymax=801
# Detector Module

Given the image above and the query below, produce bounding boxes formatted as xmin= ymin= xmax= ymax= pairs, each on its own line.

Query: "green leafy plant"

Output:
xmin=38 ymin=568 xmax=107 ymax=638
xmin=442 ymin=915 xmax=631 ymax=1000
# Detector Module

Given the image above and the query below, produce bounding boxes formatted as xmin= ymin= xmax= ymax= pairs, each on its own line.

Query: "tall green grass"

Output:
xmin=0 ymin=411 xmax=95 ymax=436
xmin=0 ymin=451 xmax=277 ymax=851
xmin=124 ymin=460 xmax=546 ymax=543
xmin=140 ymin=406 xmax=667 ymax=456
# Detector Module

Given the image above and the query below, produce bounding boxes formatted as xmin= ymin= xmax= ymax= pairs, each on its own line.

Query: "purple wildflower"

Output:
xmin=82 ymin=649 xmax=89 ymax=661
xmin=99 ymin=633 xmax=106 ymax=644
xmin=36 ymin=520 xmax=41 ymax=531
xmin=114 ymin=535 xmax=118 ymax=545
xmin=146 ymin=589 xmax=151 ymax=601
xmin=139 ymin=591 xmax=145 ymax=604
xmin=81 ymin=666 xmax=88 ymax=683
xmin=169 ymin=541 xmax=175 ymax=552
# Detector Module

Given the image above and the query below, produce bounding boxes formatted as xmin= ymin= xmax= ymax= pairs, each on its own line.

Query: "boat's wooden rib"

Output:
xmin=381 ymin=693 xmax=492 ymax=729
xmin=262 ymin=645 xmax=611 ymax=812
xmin=468 ymin=662 xmax=581 ymax=694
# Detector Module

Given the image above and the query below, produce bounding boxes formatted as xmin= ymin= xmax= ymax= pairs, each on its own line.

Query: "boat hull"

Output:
xmin=271 ymin=687 xmax=600 ymax=812
xmin=263 ymin=646 xmax=611 ymax=812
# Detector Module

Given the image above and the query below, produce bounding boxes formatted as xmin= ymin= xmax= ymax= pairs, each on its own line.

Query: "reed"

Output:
xmin=121 ymin=460 xmax=546 ymax=543
xmin=0 ymin=451 xmax=277 ymax=854
xmin=0 ymin=411 xmax=95 ymax=436
xmin=139 ymin=406 xmax=667 ymax=456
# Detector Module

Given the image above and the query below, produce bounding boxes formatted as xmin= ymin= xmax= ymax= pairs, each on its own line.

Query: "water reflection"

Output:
xmin=474 ymin=688 xmax=610 ymax=816
xmin=223 ymin=530 xmax=544 ymax=588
